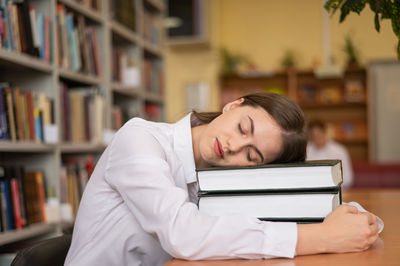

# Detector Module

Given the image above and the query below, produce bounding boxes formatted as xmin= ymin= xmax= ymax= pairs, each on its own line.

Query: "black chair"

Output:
xmin=11 ymin=234 xmax=72 ymax=266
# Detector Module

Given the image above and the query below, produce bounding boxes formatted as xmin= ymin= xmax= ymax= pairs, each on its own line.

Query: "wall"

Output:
xmin=165 ymin=0 xmax=398 ymax=122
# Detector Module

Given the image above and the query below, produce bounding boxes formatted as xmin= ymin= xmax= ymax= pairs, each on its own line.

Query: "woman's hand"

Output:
xmin=296 ymin=204 xmax=380 ymax=255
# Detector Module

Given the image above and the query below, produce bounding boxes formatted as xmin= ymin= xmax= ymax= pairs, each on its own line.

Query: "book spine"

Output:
xmin=13 ymin=87 xmax=23 ymax=141
xmin=0 ymin=87 xmax=9 ymax=139
xmin=44 ymin=16 xmax=50 ymax=63
xmin=5 ymin=87 xmax=16 ymax=141
xmin=36 ymin=12 xmax=44 ymax=61
xmin=0 ymin=181 xmax=10 ymax=231
xmin=26 ymin=91 xmax=35 ymax=141
xmin=1 ymin=179 xmax=13 ymax=230
xmin=11 ymin=178 xmax=22 ymax=229
xmin=29 ymin=5 xmax=40 ymax=51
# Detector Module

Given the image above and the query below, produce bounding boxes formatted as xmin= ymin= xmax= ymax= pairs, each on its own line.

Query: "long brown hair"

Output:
xmin=192 ymin=92 xmax=307 ymax=163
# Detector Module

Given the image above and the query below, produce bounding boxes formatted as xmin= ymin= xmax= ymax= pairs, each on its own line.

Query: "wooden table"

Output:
xmin=165 ymin=189 xmax=400 ymax=266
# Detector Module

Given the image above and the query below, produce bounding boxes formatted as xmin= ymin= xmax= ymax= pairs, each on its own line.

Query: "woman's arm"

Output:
xmin=296 ymin=204 xmax=380 ymax=255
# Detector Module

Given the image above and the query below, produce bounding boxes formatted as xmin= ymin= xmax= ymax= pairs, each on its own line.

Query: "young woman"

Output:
xmin=65 ymin=92 xmax=380 ymax=266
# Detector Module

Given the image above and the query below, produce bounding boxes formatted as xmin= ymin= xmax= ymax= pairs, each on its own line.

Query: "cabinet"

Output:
xmin=220 ymin=68 xmax=368 ymax=162
xmin=0 ymin=0 xmax=165 ymax=247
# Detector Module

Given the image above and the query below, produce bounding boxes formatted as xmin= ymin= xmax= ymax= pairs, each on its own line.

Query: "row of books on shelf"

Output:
xmin=112 ymin=103 xmax=164 ymax=131
xmin=143 ymin=59 xmax=164 ymax=95
xmin=111 ymin=105 xmax=126 ymax=131
xmin=142 ymin=9 xmax=160 ymax=45
xmin=60 ymin=155 xmax=94 ymax=218
xmin=196 ymin=160 xmax=343 ymax=222
xmin=299 ymin=80 xmax=365 ymax=105
xmin=112 ymin=47 xmax=140 ymax=87
xmin=0 ymin=84 xmax=53 ymax=142
xmin=60 ymin=82 xmax=104 ymax=144
xmin=0 ymin=166 xmax=47 ymax=232
xmin=56 ymin=4 xmax=102 ymax=76
xmin=326 ymin=122 xmax=368 ymax=142
xmin=144 ymin=103 xmax=162 ymax=122
xmin=110 ymin=0 xmax=136 ymax=31
xmin=0 ymin=0 xmax=52 ymax=63
xmin=0 ymin=156 xmax=95 ymax=232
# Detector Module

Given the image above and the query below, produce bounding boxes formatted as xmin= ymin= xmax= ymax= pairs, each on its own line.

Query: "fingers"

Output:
xmin=369 ymin=221 xmax=380 ymax=235
xmin=364 ymin=212 xmax=377 ymax=225
xmin=339 ymin=204 xmax=359 ymax=214
xmin=367 ymin=232 xmax=380 ymax=246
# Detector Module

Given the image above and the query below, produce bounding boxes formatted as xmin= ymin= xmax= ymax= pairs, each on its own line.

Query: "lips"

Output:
xmin=214 ymin=138 xmax=224 ymax=159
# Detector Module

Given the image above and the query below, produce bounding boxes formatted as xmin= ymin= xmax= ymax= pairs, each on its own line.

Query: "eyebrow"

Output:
xmin=248 ymin=116 xmax=265 ymax=163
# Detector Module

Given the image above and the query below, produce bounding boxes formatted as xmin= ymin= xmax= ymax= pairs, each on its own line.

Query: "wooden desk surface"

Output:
xmin=165 ymin=189 xmax=400 ymax=266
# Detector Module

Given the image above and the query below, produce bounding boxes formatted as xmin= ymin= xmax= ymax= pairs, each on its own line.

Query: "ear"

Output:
xmin=222 ymin=98 xmax=244 ymax=113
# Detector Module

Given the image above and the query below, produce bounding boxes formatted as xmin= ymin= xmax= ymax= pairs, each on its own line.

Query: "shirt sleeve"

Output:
xmin=104 ymin=123 xmax=298 ymax=260
xmin=340 ymin=146 xmax=354 ymax=189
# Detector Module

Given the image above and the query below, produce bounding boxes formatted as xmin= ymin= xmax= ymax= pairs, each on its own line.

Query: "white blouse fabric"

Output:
xmin=307 ymin=140 xmax=354 ymax=189
xmin=64 ymin=114 xmax=298 ymax=266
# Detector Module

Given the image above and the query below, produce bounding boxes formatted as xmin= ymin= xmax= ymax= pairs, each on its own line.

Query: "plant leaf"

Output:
xmin=340 ymin=0 xmax=366 ymax=22
xmin=324 ymin=0 xmax=344 ymax=13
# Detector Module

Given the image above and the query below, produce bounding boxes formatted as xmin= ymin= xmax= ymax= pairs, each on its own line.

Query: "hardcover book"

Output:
xmin=198 ymin=189 xmax=341 ymax=222
xmin=196 ymin=160 xmax=343 ymax=193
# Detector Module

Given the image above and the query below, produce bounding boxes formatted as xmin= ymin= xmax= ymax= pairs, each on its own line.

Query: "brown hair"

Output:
xmin=192 ymin=92 xmax=307 ymax=163
xmin=308 ymin=119 xmax=327 ymax=132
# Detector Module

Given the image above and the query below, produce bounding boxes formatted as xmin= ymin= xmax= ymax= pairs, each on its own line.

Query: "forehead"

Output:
xmin=238 ymin=106 xmax=283 ymax=162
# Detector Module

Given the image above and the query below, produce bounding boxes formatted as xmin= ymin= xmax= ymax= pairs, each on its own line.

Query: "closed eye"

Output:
xmin=238 ymin=123 xmax=245 ymax=135
xmin=247 ymin=147 xmax=259 ymax=163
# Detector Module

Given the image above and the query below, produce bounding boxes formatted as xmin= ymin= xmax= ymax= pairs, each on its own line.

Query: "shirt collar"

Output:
xmin=173 ymin=113 xmax=197 ymax=184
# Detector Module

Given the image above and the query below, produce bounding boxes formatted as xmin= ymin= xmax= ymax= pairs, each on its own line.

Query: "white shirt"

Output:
xmin=65 ymin=114 xmax=297 ymax=266
xmin=306 ymin=140 xmax=354 ymax=189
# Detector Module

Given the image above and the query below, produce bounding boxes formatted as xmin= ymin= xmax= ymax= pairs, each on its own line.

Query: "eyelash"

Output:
xmin=247 ymin=148 xmax=253 ymax=162
xmin=239 ymin=123 xmax=259 ymax=163
xmin=238 ymin=123 xmax=245 ymax=135
xmin=239 ymin=124 xmax=255 ymax=162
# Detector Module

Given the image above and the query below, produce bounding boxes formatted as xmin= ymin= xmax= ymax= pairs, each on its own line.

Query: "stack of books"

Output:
xmin=196 ymin=160 xmax=343 ymax=223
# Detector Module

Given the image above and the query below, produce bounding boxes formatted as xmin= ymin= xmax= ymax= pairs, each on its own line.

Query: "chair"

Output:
xmin=11 ymin=234 xmax=72 ymax=266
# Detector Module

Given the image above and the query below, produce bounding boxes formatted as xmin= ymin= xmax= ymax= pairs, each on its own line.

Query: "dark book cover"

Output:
xmin=4 ymin=167 xmax=16 ymax=230
xmin=16 ymin=0 xmax=39 ymax=57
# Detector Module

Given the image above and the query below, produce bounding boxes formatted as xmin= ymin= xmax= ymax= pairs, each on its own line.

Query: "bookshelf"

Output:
xmin=220 ymin=68 xmax=369 ymax=162
xmin=0 ymin=0 xmax=165 ymax=247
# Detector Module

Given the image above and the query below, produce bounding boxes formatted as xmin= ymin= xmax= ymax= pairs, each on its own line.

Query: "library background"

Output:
xmin=0 ymin=0 xmax=399 ymax=264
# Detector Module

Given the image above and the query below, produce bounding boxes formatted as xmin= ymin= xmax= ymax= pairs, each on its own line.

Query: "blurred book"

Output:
xmin=319 ymin=87 xmax=342 ymax=104
xmin=344 ymin=80 xmax=364 ymax=102
xmin=299 ymin=84 xmax=317 ymax=104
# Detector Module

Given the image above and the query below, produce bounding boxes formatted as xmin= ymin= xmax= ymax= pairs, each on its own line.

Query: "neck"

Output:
xmin=191 ymin=124 xmax=209 ymax=169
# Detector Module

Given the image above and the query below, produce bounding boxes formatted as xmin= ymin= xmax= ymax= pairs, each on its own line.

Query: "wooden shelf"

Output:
xmin=58 ymin=0 xmax=103 ymax=23
xmin=144 ymin=0 xmax=166 ymax=12
xmin=0 ymin=48 xmax=53 ymax=73
xmin=0 ymin=141 xmax=55 ymax=153
xmin=59 ymin=68 xmax=102 ymax=85
xmin=338 ymin=139 xmax=369 ymax=145
xmin=0 ymin=0 xmax=165 ymax=246
xmin=144 ymin=92 xmax=164 ymax=104
xmin=110 ymin=21 xmax=140 ymax=44
xmin=112 ymin=83 xmax=141 ymax=97
xmin=143 ymin=41 xmax=163 ymax=57
xmin=59 ymin=143 xmax=107 ymax=153
xmin=0 ymin=223 xmax=58 ymax=246
xmin=300 ymin=102 xmax=367 ymax=109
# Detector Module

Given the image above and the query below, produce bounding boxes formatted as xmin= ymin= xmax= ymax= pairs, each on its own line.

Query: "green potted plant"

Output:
xmin=325 ymin=0 xmax=400 ymax=60
xmin=343 ymin=34 xmax=361 ymax=69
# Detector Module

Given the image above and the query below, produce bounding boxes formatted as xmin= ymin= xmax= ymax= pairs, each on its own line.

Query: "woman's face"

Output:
xmin=192 ymin=99 xmax=283 ymax=169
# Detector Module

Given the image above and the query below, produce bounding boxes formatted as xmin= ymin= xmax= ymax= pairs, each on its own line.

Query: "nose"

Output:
xmin=227 ymin=134 xmax=251 ymax=154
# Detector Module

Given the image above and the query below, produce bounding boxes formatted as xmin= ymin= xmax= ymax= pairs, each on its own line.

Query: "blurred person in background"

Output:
xmin=306 ymin=119 xmax=354 ymax=189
